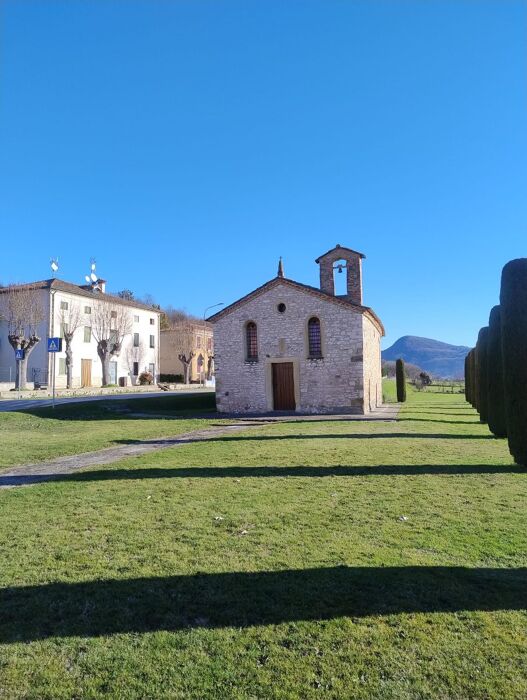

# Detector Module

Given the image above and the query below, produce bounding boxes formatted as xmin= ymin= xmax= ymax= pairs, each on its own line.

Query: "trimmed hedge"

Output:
xmin=159 ymin=373 xmax=184 ymax=383
xmin=476 ymin=327 xmax=489 ymax=423
xmin=487 ymin=305 xmax=507 ymax=438
xmin=395 ymin=358 xmax=406 ymax=403
xmin=469 ymin=349 xmax=477 ymax=409
xmin=500 ymin=259 xmax=527 ymax=465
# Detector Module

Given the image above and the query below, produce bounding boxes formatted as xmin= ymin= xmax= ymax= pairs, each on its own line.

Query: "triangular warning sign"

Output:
xmin=49 ymin=340 xmax=57 ymax=350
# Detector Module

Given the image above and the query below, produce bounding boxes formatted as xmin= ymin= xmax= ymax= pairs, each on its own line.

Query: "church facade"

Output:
xmin=208 ymin=245 xmax=384 ymax=414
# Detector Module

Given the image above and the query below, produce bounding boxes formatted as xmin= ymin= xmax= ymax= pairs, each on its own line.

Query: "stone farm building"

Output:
xmin=160 ymin=322 xmax=214 ymax=383
xmin=208 ymin=244 xmax=384 ymax=414
xmin=0 ymin=278 xmax=161 ymax=389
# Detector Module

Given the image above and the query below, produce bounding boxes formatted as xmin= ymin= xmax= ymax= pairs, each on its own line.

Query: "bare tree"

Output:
xmin=91 ymin=301 xmax=132 ymax=386
xmin=206 ymin=354 xmax=214 ymax=381
xmin=0 ymin=286 xmax=45 ymax=390
xmin=166 ymin=319 xmax=197 ymax=384
xmin=59 ymin=302 xmax=82 ymax=389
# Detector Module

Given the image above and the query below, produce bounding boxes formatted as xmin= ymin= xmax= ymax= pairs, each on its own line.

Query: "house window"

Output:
xmin=111 ymin=310 xmax=117 ymax=319
xmin=133 ymin=362 xmax=139 ymax=376
xmin=109 ymin=330 xmax=118 ymax=346
xmin=58 ymin=358 xmax=66 ymax=375
xmin=84 ymin=326 xmax=91 ymax=343
xmin=133 ymin=333 xmax=140 ymax=347
xmin=149 ymin=335 xmax=155 ymax=349
xmin=196 ymin=336 xmax=201 ymax=349
xmin=308 ymin=317 xmax=322 ymax=358
xmin=207 ymin=337 xmax=212 ymax=351
xmin=84 ymin=306 xmax=91 ymax=314
xmin=150 ymin=318 xmax=155 ymax=325
xmin=60 ymin=301 xmax=68 ymax=311
xmin=246 ymin=322 xmax=258 ymax=361
xmin=134 ymin=315 xmax=139 ymax=323
xmin=60 ymin=322 xmax=68 ymax=339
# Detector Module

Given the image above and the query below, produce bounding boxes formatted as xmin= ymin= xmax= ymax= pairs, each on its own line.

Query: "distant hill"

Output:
xmin=382 ymin=336 xmax=470 ymax=379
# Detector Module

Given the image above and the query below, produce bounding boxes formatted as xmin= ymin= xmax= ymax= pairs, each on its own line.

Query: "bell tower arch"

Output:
xmin=315 ymin=244 xmax=365 ymax=305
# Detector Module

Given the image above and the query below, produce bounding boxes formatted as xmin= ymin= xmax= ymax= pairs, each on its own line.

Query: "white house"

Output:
xmin=0 ymin=278 xmax=161 ymax=389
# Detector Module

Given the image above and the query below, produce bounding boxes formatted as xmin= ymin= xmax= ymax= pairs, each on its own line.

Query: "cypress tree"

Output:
xmin=500 ymin=259 xmax=527 ymax=466
xmin=477 ymin=327 xmax=489 ymax=424
xmin=396 ymin=358 xmax=406 ymax=402
xmin=469 ymin=349 xmax=477 ymax=409
xmin=474 ymin=341 xmax=481 ymax=413
xmin=464 ymin=353 xmax=471 ymax=404
xmin=487 ymin=305 xmax=507 ymax=438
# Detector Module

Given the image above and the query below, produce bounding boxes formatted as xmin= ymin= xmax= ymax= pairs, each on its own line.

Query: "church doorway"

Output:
xmin=272 ymin=362 xmax=296 ymax=410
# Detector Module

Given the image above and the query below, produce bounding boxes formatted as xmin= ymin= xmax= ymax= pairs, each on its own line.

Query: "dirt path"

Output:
xmin=0 ymin=404 xmax=399 ymax=489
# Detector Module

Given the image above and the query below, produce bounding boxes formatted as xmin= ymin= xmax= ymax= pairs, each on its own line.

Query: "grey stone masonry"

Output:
xmin=316 ymin=244 xmax=363 ymax=305
xmin=209 ymin=244 xmax=383 ymax=415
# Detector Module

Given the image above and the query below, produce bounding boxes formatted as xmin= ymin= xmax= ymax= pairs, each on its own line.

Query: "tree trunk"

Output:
xmin=97 ymin=341 xmax=111 ymax=387
xmin=65 ymin=341 xmax=74 ymax=389
xmin=183 ymin=362 xmax=191 ymax=385
xmin=8 ymin=334 xmax=40 ymax=390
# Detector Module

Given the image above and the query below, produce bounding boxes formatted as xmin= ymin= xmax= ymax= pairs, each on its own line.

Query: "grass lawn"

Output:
xmin=0 ymin=385 xmax=526 ymax=698
xmin=0 ymin=393 xmax=218 ymax=467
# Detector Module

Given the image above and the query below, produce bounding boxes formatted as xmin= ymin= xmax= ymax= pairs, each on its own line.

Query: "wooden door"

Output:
xmin=81 ymin=359 xmax=92 ymax=387
xmin=272 ymin=362 xmax=295 ymax=410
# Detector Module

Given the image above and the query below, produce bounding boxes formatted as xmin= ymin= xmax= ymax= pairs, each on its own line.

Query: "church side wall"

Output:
xmin=213 ymin=284 xmax=367 ymax=414
xmin=362 ymin=314 xmax=383 ymax=411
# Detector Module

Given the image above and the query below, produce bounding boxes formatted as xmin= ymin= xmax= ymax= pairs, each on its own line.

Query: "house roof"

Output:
xmin=206 ymin=276 xmax=385 ymax=335
xmin=0 ymin=279 xmax=162 ymax=314
xmin=315 ymin=244 xmax=366 ymax=262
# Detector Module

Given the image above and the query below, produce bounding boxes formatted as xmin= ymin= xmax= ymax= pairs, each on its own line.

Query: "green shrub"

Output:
xmin=160 ymin=373 xmax=184 ymax=383
xmin=487 ymin=305 xmax=507 ymax=438
xmin=395 ymin=358 xmax=406 ymax=402
xmin=476 ymin=327 xmax=489 ymax=423
xmin=500 ymin=259 xmax=527 ymax=465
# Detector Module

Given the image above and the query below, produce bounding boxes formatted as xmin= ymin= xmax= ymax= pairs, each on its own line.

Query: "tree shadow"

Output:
xmin=2 ymin=463 xmax=522 ymax=488
xmin=1 ymin=566 xmax=525 ymax=643
xmin=112 ymin=432 xmax=495 ymax=447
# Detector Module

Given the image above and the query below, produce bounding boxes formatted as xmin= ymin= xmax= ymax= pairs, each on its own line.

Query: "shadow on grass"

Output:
xmin=1 ymin=463 xmax=522 ymax=487
xmin=1 ymin=566 xmax=525 ymax=642
xmin=113 ymin=432 xmax=496 ymax=446
xmin=19 ymin=394 xmax=217 ymax=422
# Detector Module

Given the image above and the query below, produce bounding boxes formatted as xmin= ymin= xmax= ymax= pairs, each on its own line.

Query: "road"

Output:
xmin=0 ymin=388 xmax=211 ymax=412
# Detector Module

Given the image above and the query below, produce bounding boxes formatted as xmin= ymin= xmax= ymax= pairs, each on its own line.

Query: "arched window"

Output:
xmin=246 ymin=322 xmax=258 ymax=361
xmin=308 ymin=317 xmax=322 ymax=358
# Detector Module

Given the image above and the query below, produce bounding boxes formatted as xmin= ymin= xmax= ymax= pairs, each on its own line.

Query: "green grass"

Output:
xmin=0 ymin=393 xmax=218 ymax=467
xmin=0 ymin=391 xmax=526 ymax=698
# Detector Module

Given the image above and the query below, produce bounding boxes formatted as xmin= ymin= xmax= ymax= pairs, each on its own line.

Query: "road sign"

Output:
xmin=47 ymin=337 xmax=62 ymax=353
xmin=15 ymin=349 xmax=24 ymax=360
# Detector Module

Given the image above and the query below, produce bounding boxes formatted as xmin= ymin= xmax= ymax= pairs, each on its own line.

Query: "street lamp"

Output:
xmin=201 ymin=303 xmax=223 ymax=386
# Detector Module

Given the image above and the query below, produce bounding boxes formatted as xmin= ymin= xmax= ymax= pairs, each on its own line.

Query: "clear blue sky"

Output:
xmin=1 ymin=1 xmax=525 ymax=348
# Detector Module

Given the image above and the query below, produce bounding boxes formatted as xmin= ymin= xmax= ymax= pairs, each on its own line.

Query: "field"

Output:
xmin=0 ymin=385 xmax=525 ymax=699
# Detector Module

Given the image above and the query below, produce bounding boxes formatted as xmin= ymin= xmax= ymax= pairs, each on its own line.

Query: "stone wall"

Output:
xmin=213 ymin=281 xmax=381 ymax=414
xmin=362 ymin=314 xmax=383 ymax=411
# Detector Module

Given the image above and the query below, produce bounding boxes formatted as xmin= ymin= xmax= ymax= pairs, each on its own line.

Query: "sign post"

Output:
xmin=47 ymin=337 xmax=62 ymax=409
xmin=15 ymin=349 xmax=24 ymax=400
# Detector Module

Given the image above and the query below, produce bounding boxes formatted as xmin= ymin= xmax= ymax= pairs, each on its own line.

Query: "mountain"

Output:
xmin=382 ymin=336 xmax=470 ymax=379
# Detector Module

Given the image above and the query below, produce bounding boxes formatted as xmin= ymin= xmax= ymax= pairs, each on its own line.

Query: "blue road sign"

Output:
xmin=15 ymin=349 xmax=24 ymax=360
xmin=47 ymin=337 xmax=62 ymax=352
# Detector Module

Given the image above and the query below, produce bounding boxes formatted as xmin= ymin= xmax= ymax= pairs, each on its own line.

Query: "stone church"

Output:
xmin=208 ymin=244 xmax=384 ymax=414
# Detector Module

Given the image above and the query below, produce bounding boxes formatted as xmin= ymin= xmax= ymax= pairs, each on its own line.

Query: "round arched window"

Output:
xmin=277 ymin=303 xmax=286 ymax=313
xmin=308 ymin=317 xmax=322 ymax=358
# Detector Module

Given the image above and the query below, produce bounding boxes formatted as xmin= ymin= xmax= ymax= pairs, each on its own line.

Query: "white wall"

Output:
xmin=50 ymin=291 xmax=161 ymax=388
xmin=0 ymin=288 xmax=161 ymax=388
